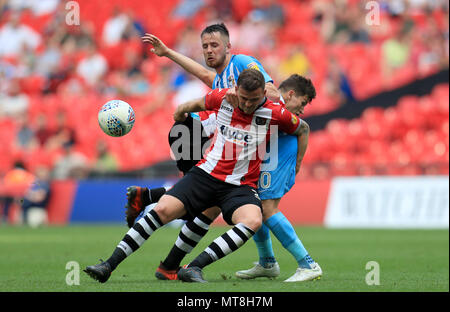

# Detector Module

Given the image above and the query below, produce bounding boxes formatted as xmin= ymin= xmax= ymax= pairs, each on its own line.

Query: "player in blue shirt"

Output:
xmin=136 ymin=23 xmax=322 ymax=282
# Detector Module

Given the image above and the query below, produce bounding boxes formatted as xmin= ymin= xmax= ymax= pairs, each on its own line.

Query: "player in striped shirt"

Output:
xmin=84 ymin=69 xmax=306 ymax=283
xmin=132 ymin=23 xmax=322 ymax=282
xmin=139 ymin=23 xmax=322 ymax=282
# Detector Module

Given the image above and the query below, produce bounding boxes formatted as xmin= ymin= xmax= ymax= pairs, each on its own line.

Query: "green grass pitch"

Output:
xmin=0 ymin=225 xmax=448 ymax=292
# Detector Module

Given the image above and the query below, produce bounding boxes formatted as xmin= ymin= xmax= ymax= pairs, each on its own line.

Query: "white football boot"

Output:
xmin=284 ymin=263 xmax=322 ymax=282
xmin=235 ymin=262 xmax=280 ymax=279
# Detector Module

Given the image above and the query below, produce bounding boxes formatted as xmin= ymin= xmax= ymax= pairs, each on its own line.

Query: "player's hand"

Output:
xmin=173 ymin=107 xmax=188 ymax=122
xmin=141 ymin=33 xmax=169 ymax=57
xmin=225 ymin=88 xmax=239 ymax=108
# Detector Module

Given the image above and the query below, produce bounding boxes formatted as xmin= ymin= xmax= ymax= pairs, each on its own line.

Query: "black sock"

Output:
xmin=161 ymin=214 xmax=213 ymax=270
xmin=106 ymin=210 xmax=163 ymax=271
xmin=188 ymin=251 xmax=214 ymax=269
xmin=188 ymin=223 xmax=255 ymax=269
xmin=142 ymin=188 xmax=150 ymax=206
xmin=149 ymin=187 xmax=167 ymax=204
xmin=162 ymin=246 xmax=187 ymax=270
xmin=106 ymin=248 xmax=127 ymax=271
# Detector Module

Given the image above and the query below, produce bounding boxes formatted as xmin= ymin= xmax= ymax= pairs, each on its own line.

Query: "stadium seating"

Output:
xmin=0 ymin=0 xmax=448 ymax=179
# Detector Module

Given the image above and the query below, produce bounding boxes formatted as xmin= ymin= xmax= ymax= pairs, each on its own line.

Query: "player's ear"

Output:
xmin=288 ymin=90 xmax=295 ymax=101
xmin=226 ymin=41 xmax=231 ymax=54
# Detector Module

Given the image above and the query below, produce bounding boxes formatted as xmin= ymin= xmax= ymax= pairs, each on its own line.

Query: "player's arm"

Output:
xmin=174 ymin=88 xmax=227 ymax=122
xmin=295 ymin=120 xmax=310 ymax=174
xmin=173 ymin=97 xmax=206 ymax=122
xmin=265 ymin=82 xmax=281 ymax=103
xmin=142 ymin=33 xmax=216 ymax=87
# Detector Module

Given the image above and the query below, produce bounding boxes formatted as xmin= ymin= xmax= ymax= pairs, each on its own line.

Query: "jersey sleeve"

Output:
xmin=271 ymin=105 xmax=302 ymax=135
xmin=234 ymin=54 xmax=273 ymax=83
xmin=204 ymin=88 xmax=228 ymax=112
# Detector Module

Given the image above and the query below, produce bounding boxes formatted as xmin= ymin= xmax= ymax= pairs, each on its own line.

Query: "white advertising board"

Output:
xmin=324 ymin=176 xmax=449 ymax=228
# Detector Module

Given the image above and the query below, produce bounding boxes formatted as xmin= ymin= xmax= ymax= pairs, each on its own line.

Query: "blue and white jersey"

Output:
xmin=258 ymin=95 xmax=301 ymax=200
xmin=212 ymin=54 xmax=273 ymax=89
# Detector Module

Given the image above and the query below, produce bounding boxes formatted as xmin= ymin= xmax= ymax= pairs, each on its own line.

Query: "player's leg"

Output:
xmin=155 ymin=206 xmax=221 ymax=280
xmin=84 ymin=194 xmax=186 ymax=283
xmin=178 ymin=186 xmax=263 ymax=283
xmin=262 ymin=199 xmax=322 ymax=282
xmin=235 ymin=218 xmax=280 ymax=279
xmin=125 ymin=185 xmax=169 ymax=227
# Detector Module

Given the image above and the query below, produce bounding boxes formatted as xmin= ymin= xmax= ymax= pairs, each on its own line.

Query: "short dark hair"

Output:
xmin=279 ymin=74 xmax=316 ymax=103
xmin=201 ymin=23 xmax=230 ymax=40
xmin=237 ymin=69 xmax=265 ymax=91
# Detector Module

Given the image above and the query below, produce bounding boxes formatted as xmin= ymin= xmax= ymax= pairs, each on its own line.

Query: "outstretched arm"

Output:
xmin=295 ymin=120 xmax=310 ymax=174
xmin=142 ymin=33 xmax=216 ymax=87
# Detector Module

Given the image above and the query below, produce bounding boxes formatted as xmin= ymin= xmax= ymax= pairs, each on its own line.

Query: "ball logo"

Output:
xmin=128 ymin=108 xmax=135 ymax=123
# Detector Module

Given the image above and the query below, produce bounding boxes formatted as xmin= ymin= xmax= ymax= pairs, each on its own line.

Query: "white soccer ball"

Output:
xmin=98 ymin=100 xmax=135 ymax=137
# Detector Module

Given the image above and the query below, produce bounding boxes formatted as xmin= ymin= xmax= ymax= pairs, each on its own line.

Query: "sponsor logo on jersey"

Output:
xmin=227 ymin=75 xmax=236 ymax=87
xmin=291 ymin=115 xmax=299 ymax=125
xmin=220 ymin=104 xmax=233 ymax=113
xmin=220 ymin=125 xmax=253 ymax=146
xmin=247 ymin=62 xmax=260 ymax=71
xmin=255 ymin=116 xmax=267 ymax=125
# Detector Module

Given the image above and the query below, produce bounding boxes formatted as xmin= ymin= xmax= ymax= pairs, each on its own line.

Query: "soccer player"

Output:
xmin=136 ymin=23 xmax=322 ymax=282
xmin=84 ymin=69 xmax=305 ymax=283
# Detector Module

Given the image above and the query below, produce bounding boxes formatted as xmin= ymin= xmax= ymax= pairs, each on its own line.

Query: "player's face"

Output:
xmin=285 ymin=93 xmax=309 ymax=116
xmin=201 ymin=32 xmax=229 ymax=69
xmin=236 ymin=86 xmax=266 ymax=114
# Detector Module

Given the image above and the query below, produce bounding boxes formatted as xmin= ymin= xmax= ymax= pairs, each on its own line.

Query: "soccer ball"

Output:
xmin=98 ymin=100 xmax=135 ymax=137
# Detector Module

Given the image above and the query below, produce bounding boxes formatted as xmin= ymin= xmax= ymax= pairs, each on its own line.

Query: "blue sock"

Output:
xmin=253 ymin=223 xmax=276 ymax=267
xmin=265 ymin=212 xmax=315 ymax=269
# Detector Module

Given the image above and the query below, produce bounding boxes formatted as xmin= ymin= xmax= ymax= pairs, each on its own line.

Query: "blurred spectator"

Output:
xmin=250 ymin=0 xmax=285 ymax=28
xmin=279 ymin=45 xmax=310 ymax=79
xmin=122 ymin=10 xmax=146 ymax=40
xmin=46 ymin=111 xmax=76 ymax=150
xmin=210 ymin=0 xmax=233 ymax=20
xmin=14 ymin=114 xmax=38 ymax=151
xmin=174 ymin=24 xmax=203 ymax=61
xmin=0 ymin=78 xmax=29 ymax=119
xmin=52 ymin=144 xmax=89 ymax=180
xmin=347 ymin=8 xmax=370 ymax=44
xmin=0 ymin=12 xmax=41 ymax=57
xmin=325 ymin=56 xmax=355 ymax=103
xmin=173 ymin=74 xmax=209 ymax=107
xmin=21 ymin=166 xmax=51 ymax=228
xmin=0 ymin=160 xmax=34 ymax=224
xmin=381 ymin=28 xmax=412 ymax=76
xmin=76 ymin=43 xmax=108 ymax=87
xmin=93 ymin=141 xmax=118 ymax=173
xmin=35 ymin=37 xmax=62 ymax=77
xmin=5 ymin=0 xmax=59 ymax=16
xmin=236 ymin=9 xmax=274 ymax=53
xmin=102 ymin=6 xmax=131 ymax=46
xmin=34 ymin=114 xmax=54 ymax=148
xmin=128 ymin=72 xmax=150 ymax=95
xmin=172 ymin=0 xmax=206 ymax=19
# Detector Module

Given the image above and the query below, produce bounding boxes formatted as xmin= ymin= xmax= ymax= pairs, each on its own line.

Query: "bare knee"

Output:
xmin=231 ymin=205 xmax=262 ymax=232
xmin=153 ymin=195 xmax=185 ymax=224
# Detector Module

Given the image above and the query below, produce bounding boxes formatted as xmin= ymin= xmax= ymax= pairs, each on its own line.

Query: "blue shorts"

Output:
xmin=257 ymin=133 xmax=297 ymax=200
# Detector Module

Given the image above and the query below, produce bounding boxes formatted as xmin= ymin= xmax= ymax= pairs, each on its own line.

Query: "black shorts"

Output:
xmin=166 ymin=167 xmax=262 ymax=225
xmin=168 ymin=115 xmax=211 ymax=175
